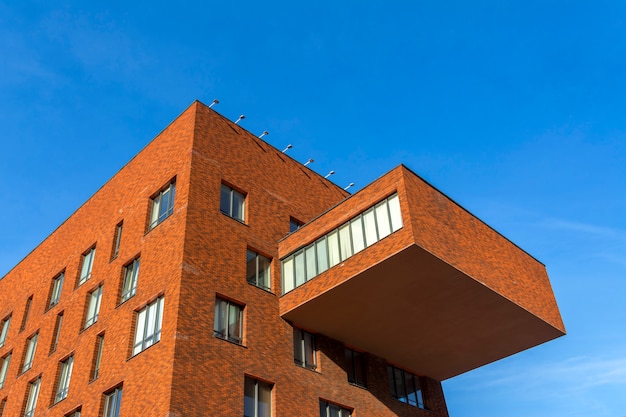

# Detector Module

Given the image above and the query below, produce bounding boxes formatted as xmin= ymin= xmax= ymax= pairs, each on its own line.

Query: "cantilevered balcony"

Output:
xmin=279 ymin=165 xmax=565 ymax=381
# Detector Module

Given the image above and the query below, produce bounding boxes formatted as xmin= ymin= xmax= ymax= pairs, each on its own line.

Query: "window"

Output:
xmin=111 ymin=222 xmax=123 ymax=260
xmin=293 ymin=328 xmax=316 ymax=370
xmin=246 ymin=250 xmax=271 ymax=291
xmin=50 ymin=313 xmax=63 ymax=353
xmin=282 ymin=193 xmax=403 ymax=293
xmin=103 ymin=387 xmax=122 ymax=417
xmin=244 ymin=377 xmax=272 ymax=417
xmin=20 ymin=296 xmax=33 ymax=331
xmin=133 ymin=297 xmax=164 ymax=356
xmin=120 ymin=258 xmax=140 ymax=303
xmin=289 ymin=217 xmax=303 ymax=233
xmin=65 ymin=408 xmax=81 ymax=417
xmin=0 ymin=353 xmax=10 ymax=389
xmin=0 ymin=398 xmax=6 ymax=417
xmin=320 ymin=400 xmax=352 ymax=417
xmin=22 ymin=333 xmax=38 ymax=373
xmin=214 ymin=298 xmax=243 ymax=344
xmin=84 ymin=286 xmax=103 ymax=329
xmin=0 ymin=316 xmax=10 ymax=348
xmin=91 ymin=334 xmax=104 ymax=380
xmin=49 ymin=273 xmax=64 ymax=308
xmin=78 ymin=248 xmax=96 ymax=286
xmin=220 ymin=184 xmax=245 ymax=222
xmin=345 ymin=348 xmax=367 ymax=387
xmin=388 ymin=365 xmax=425 ymax=409
xmin=149 ymin=181 xmax=176 ymax=230
xmin=54 ymin=356 xmax=74 ymax=403
xmin=23 ymin=377 xmax=40 ymax=417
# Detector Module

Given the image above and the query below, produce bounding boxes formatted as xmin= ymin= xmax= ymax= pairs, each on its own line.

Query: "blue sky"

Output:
xmin=1 ymin=1 xmax=625 ymax=416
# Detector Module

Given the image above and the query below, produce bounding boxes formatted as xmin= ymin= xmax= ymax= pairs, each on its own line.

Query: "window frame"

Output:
xmin=220 ymin=183 xmax=246 ymax=222
xmin=78 ymin=247 xmax=96 ymax=286
xmin=84 ymin=286 xmax=103 ymax=329
xmin=20 ymin=296 xmax=33 ymax=332
xmin=0 ymin=315 xmax=10 ymax=348
xmin=213 ymin=298 xmax=244 ymax=345
xmin=49 ymin=272 xmax=64 ymax=308
xmin=111 ymin=221 xmax=123 ymax=260
xmin=22 ymin=333 xmax=38 ymax=373
xmin=120 ymin=257 xmax=140 ymax=303
xmin=293 ymin=328 xmax=317 ymax=370
xmin=103 ymin=386 xmax=122 ymax=417
xmin=0 ymin=352 xmax=10 ymax=389
xmin=23 ymin=377 xmax=41 ymax=417
xmin=387 ymin=364 xmax=426 ymax=409
xmin=132 ymin=297 xmax=164 ymax=356
xmin=91 ymin=334 xmax=104 ymax=381
xmin=345 ymin=347 xmax=367 ymax=388
xmin=148 ymin=181 xmax=176 ymax=231
xmin=54 ymin=355 xmax=74 ymax=403
xmin=319 ymin=400 xmax=352 ymax=417
xmin=243 ymin=376 xmax=272 ymax=417
xmin=50 ymin=312 xmax=63 ymax=354
xmin=246 ymin=249 xmax=271 ymax=291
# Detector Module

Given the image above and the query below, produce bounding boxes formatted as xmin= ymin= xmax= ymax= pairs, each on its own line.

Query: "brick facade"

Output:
xmin=0 ymin=100 xmax=562 ymax=416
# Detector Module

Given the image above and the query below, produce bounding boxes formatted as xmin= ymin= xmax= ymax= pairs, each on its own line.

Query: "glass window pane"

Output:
xmin=316 ymin=238 xmax=328 ymax=274
xmin=405 ymin=372 xmax=418 ymax=406
xmin=363 ymin=209 xmax=378 ymax=246
xmin=305 ymin=245 xmax=317 ymax=281
xmin=232 ymin=191 xmax=245 ymax=221
xmin=350 ymin=218 xmax=365 ymax=253
xmin=243 ymin=378 xmax=255 ymax=417
xmin=327 ymin=231 xmax=340 ymax=267
xmin=338 ymin=224 xmax=353 ymax=260
xmin=246 ymin=250 xmax=257 ymax=285
xmin=282 ymin=258 xmax=294 ymax=293
xmin=293 ymin=328 xmax=303 ymax=365
xmin=375 ymin=201 xmax=391 ymax=239
xmin=228 ymin=304 xmax=242 ymax=342
xmin=214 ymin=299 xmax=226 ymax=337
xmin=257 ymin=255 xmax=271 ymax=290
xmin=304 ymin=331 xmax=316 ymax=368
xmin=220 ymin=185 xmax=231 ymax=214
xmin=388 ymin=194 xmax=403 ymax=231
xmin=257 ymin=381 xmax=271 ymax=417
xmin=294 ymin=252 xmax=305 ymax=287
xmin=394 ymin=367 xmax=406 ymax=402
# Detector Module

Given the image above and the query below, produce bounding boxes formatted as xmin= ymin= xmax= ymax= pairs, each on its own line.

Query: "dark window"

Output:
xmin=214 ymin=298 xmax=243 ymax=344
xmin=111 ymin=222 xmax=123 ymax=260
xmin=246 ymin=250 xmax=271 ymax=290
xmin=244 ymin=377 xmax=272 ymax=417
xmin=149 ymin=181 xmax=176 ymax=230
xmin=220 ymin=184 xmax=246 ymax=222
xmin=345 ymin=348 xmax=367 ymax=387
xmin=289 ymin=217 xmax=303 ymax=233
xmin=319 ymin=400 xmax=352 ymax=417
xmin=293 ymin=328 xmax=316 ymax=370
xmin=387 ymin=365 xmax=426 ymax=409
xmin=50 ymin=312 xmax=63 ymax=353
xmin=20 ymin=296 xmax=33 ymax=331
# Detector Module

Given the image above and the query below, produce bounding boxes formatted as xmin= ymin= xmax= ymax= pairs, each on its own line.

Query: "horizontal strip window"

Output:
xmin=281 ymin=193 xmax=402 ymax=294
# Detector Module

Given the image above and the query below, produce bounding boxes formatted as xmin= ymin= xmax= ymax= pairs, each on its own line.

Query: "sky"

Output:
xmin=1 ymin=1 xmax=625 ymax=416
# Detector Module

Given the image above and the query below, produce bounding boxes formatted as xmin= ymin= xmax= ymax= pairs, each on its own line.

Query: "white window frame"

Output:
xmin=84 ymin=286 xmax=103 ymax=329
xmin=120 ymin=258 xmax=140 ymax=303
xmin=132 ymin=297 xmax=164 ymax=356
xmin=50 ymin=313 xmax=63 ymax=353
xmin=22 ymin=333 xmax=38 ymax=373
xmin=79 ymin=248 xmax=96 ymax=286
xmin=149 ymin=182 xmax=176 ymax=230
xmin=92 ymin=334 xmax=104 ymax=380
xmin=49 ymin=273 xmax=64 ymax=308
xmin=54 ymin=355 xmax=74 ymax=403
xmin=0 ymin=353 xmax=10 ymax=389
xmin=24 ymin=378 xmax=41 ymax=417
xmin=103 ymin=387 xmax=122 ymax=417
xmin=0 ymin=316 xmax=10 ymax=348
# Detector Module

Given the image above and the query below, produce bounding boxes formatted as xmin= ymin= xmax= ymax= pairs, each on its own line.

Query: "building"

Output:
xmin=0 ymin=101 xmax=565 ymax=417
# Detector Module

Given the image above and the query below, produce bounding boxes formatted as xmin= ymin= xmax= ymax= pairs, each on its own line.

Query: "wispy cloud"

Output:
xmin=540 ymin=218 xmax=622 ymax=238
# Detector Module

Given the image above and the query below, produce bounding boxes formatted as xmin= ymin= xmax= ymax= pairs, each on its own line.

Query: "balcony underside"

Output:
xmin=281 ymin=244 xmax=564 ymax=381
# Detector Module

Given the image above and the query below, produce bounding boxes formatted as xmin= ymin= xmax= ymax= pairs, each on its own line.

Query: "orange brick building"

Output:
xmin=0 ymin=101 xmax=565 ymax=417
